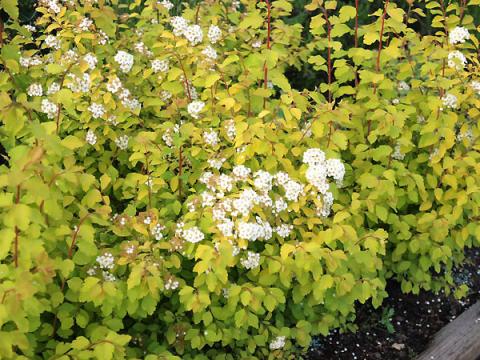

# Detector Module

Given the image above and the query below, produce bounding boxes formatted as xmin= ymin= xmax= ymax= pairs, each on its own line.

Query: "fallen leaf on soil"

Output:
xmin=392 ymin=343 xmax=405 ymax=350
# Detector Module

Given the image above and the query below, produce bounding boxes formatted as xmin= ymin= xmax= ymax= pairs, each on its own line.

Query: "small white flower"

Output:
xmin=203 ymin=129 xmax=219 ymax=146
xmin=24 ymin=24 xmax=36 ymax=32
xmin=187 ymin=101 xmax=205 ymax=119
xmin=397 ymin=81 xmax=410 ymax=92
xmin=441 ymin=93 xmax=458 ymax=109
xmin=449 ymin=26 xmax=470 ymax=45
xmin=182 ymin=226 xmax=205 ymax=243
xmin=202 ymin=45 xmax=217 ymax=60
xmin=184 ymin=24 xmax=203 ymax=46
xmin=158 ymin=0 xmax=174 ymax=10
xmin=170 ymin=16 xmax=188 ymax=36
xmin=106 ymin=76 xmax=122 ymax=94
xmin=47 ymin=82 xmax=60 ymax=95
xmin=41 ymin=99 xmax=58 ymax=119
xmin=102 ymin=271 xmax=116 ymax=282
xmin=88 ymin=103 xmax=105 ymax=118
xmin=392 ymin=144 xmax=405 ymax=160
xmin=45 ymin=35 xmax=60 ymax=49
xmin=96 ymin=252 xmax=115 ymax=269
xmin=151 ymin=223 xmax=165 ymax=240
xmin=252 ymin=39 xmax=262 ymax=48
xmin=115 ymin=135 xmax=129 ymax=150
xmin=161 ymin=90 xmax=172 ymax=102
xmin=27 ymin=83 xmax=43 ymax=97
xmin=447 ymin=50 xmax=467 ymax=70
xmin=471 ymin=80 xmax=480 ymax=95
xmin=240 ymin=251 xmax=260 ymax=269
xmin=85 ymin=130 xmax=97 ymax=145
xmin=151 ymin=59 xmax=169 ymax=73
xmin=83 ymin=53 xmax=97 ymax=70
xmin=77 ymin=17 xmax=93 ymax=32
xmin=114 ymin=50 xmax=134 ymax=73
xmin=269 ymin=336 xmax=286 ymax=350
xmin=208 ymin=25 xmax=222 ymax=44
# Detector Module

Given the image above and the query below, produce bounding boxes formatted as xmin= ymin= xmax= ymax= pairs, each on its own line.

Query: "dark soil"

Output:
xmin=307 ymin=248 xmax=480 ymax=360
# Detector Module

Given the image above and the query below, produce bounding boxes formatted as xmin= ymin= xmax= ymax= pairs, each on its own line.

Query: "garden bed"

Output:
xmin=308 ymin=248 xmax=480 ymax=360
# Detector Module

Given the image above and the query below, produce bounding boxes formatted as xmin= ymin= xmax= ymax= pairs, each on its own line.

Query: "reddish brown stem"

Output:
xmin=327 ymin=121 xmax=333 ymax=147
xmin=178 ymin=146 xmax=183 ymax=199
xmin=263 ymin=0 xmax=271 ymax=108
xmin=459 ymin=0 xmax=467 ymax=23
xmin=67 ymin=213 xmax=91 ymax=258
xmin=145 ymin=152 xmax=152 ymax=210
xmin=13 ymin=185 xmax=21 ymax=267
xmin=373 ymin=0 xmax=389 ymax=96
xmin=354 ymin=0 xmax=359 ymax=87
xmin=322 ymin=6 xmax=332 ymax=103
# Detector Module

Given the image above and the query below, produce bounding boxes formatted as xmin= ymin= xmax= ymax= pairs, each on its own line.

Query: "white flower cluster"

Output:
xmin=449 ymin=26 xmax=470 ymax=45
xmin=85 ymin=130 xmax=97 ymax=145
xmin=115 ymin=135 xmax=129 ymax=150
xmin=134 ymin=41 xmax=153 ymax=57
xmin=181 ymin=226 xmax=205 ymax=243
xmin=208 ymin=25 xmax=222 ymax=44
xmin=187 ymin=101 xmax=205 ymax=119
xmin=163 ymin=124 xmax=180 ymax=147
xmin=447 ymin=50 xmax=467 ymax=70
xmin=471 ymin=80 xmax=480 ymax=95
xmin=269 ymin=336 xmax=286 ymax=350
xmin=397 ymin=81 xmax=410 ymax=92
xmin=240 ymin=251 xmax=260 ymax=269
xmin=164 ymin=277 xmax=180 ymax=290
xmin=275 ymin=224 xmax=293 ymax=238
xmin=182 ymin=77 xmax=198 ymax=100
xmin=97 ymin=30 xmax=109 ymax=45
xmin=202 ymin=45 xmax=217 ymax=60
xmin=225 ymin=119 xmax=236 ymax=140
xmin=114 ymin=50 xmax=134 ymax=73
xmin=24 ymin=25 xmax=36 ymax=32
xmin=47 ymin=82 xmax=60 ymax=95
xmin=456 ymin=128 xmax=474 ymax=143
xmin=303 ymin=149 xmax=344 ymax=217
xmin=237 ymin=218 xmax=272 ymax=241
xmin=62 ymin=49 xmax=79 ymax=65
xmin=45 ymin=35 xmax=60 ymax=49
xmin=158 ymin=0 xmax=174 ymax=10
xmin=103 ymin=271 xmax=116 ymax=282
xmin=27 ymin=83 xmax=43 ymax=97
xmin=40 ymin=0 xmax=60 ymax=13
xmin=151 ymin=223 xmax=166 ymax=240
xmin=20 ymin=56 xmax=42 ymax=67
xmin=77 ymin=17 xmax=93 ymax=32
xmin=83 ymin=53 xmax=97 ymax=70
xmin=441 ymin=93 xmax=458 ymax=109
xmin=107 ymin=76 xmax=122 ymax=93
xmin=151 ymin=59 xmax=169 ymax=73
xmin=170 ymin=17 xmax=203 ymax=46
xmin=203 ymin=129 xmax=219 ymax=146
xmin=66 ymin=73 xmax=90 ymax=93
xmin=208 ymin=158 xmax=226 ymax=170
xmin=41 ymin=99 xmax=58 ymax=119
xmin=96 ymin=252 xmax=115 ymax=269
xmin=194 ymin=150 xmax=343 ymax=270
xmin=392 ymin=144 xmax=405 ymax=160
xmin=125 ymin=245 xmax=136 ymax=255
xmin=88 ymin=102 xmax=105 ymax=118
xmin=161 ymin=90 xmax=172 ymax=102
xmin=252 ymin=39 xmax=262 ymax=48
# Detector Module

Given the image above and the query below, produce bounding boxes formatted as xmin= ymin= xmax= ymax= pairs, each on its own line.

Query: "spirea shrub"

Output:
xmin=0 ymin=0 xmax=478 ymax=358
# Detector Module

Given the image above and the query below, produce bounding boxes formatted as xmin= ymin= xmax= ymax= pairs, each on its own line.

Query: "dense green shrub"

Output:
xmin=0 ymin=0 xmax=478 ymax=358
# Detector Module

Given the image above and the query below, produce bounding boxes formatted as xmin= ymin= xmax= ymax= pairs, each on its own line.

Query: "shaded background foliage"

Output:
xmin=10 ymin=0 xmax=480 ymax=90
